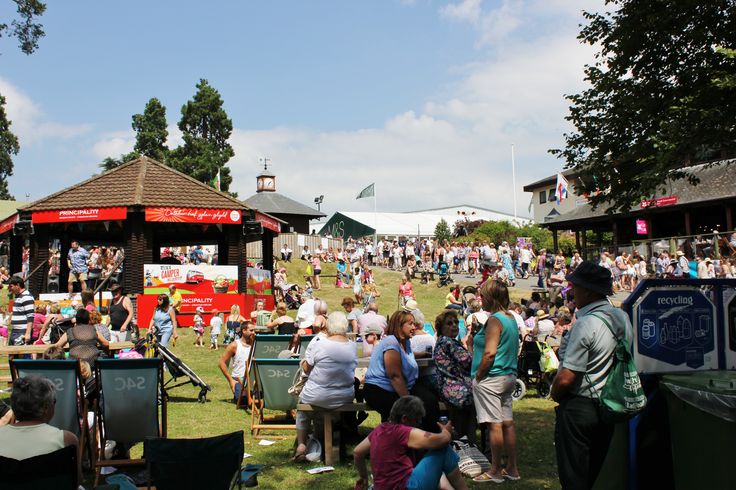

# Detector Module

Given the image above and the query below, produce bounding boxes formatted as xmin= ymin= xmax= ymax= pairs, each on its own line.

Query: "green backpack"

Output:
xmin=587 ymin=313 xmax=647 ymax=423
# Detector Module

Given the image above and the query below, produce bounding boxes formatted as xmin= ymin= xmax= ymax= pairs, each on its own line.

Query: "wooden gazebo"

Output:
xmin=18 ymin=156 xmax=282 ymax=296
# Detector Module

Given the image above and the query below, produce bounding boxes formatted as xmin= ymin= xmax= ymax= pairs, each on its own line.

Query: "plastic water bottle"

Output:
xmin=356 ymin=336 xmax=364 ymax=358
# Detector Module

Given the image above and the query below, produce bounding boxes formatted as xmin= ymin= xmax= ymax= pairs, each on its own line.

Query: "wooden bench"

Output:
xmin=531 ymin=287 xmax=549 ymax=301
xmin=297 ymin=401 xmax=448 ymax=465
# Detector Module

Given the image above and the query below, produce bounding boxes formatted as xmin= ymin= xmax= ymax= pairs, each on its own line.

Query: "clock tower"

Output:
xmin=256 ymin=158 xmax=276 ymax=193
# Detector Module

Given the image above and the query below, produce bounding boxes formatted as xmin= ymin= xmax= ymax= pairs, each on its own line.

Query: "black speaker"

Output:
xmin=47 ymin=275 xmax=60 ymax=293
xmin=243 ymin=221 xmax=263 ymax=236
xmin=13 ymin=220 xmax=34 ymax=236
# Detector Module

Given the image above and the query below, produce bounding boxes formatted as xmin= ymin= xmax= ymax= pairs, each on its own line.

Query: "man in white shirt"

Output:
xmin=296 ymin=295 xmax=317 ymax=330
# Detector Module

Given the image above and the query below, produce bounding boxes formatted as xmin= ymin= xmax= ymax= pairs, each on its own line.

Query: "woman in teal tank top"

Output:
xmin=470 ymin=280 xmax=520 ymax=483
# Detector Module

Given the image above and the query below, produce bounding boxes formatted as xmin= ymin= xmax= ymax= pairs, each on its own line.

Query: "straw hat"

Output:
xmin=536 ymin=310 xmax=550 ymax=321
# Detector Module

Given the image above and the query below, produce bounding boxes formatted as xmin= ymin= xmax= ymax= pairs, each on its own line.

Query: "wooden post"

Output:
xmin=726 ymin=206 xmax=734 ymax=232
xmin=575 ymin=231 xmax=581 ymax=251
xmin=612 ymin=221 xmax=619 ymax=254
xmin=552 ymin=229 xmax=559 ymax=253
xmin=685 ymin=211 xmax=692 ymax=236
xmin=581 ymin=230 xmax=588 ymax=259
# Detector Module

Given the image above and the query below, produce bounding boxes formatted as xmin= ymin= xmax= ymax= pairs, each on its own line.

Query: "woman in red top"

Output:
xmin=353 ymin=395 xmax=467 ymax=490
xmin=398 ymin=276 xmax=415 ymax=308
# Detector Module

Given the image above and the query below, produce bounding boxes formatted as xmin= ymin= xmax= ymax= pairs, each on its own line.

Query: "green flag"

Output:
xmin=356 ymin=183 xmax=374 ymax=199
xmin=210 ymin=169 xmax=221 ymax=191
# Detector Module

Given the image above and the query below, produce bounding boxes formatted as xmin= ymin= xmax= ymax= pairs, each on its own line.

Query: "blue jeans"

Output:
xmin=158 ymin=328 xmax=173 ymax=347
xmin=233 ymin=382 xmax=243 ymax=402
xmin=446 ymin=303 xmax=463 ymax=311
xmin=406 ymin=446 xmax=460 ymax=489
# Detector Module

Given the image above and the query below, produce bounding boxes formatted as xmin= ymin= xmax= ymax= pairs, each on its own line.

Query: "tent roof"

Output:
xmin=0 ymin=200 xmax=28 ymax=221
xmin=20 ymin=156 xmax=249 ymax=212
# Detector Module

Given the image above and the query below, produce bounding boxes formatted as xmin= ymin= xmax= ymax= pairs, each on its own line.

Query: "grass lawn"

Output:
xmin=5 ymin=259 xmax=561 ymax=489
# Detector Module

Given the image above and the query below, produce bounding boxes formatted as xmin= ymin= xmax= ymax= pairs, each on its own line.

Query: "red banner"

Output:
xmin=0 ymin=214 xmax=17 ymax=234
xmin=136 ymin=293 xmax=273 ymax=328
xmin=145 ymin=207 xmax=242 ymax=224
xmin=255 ymin=211 xmax=281 ymax=233
xmin=640 ymin=196 xmax=678 ymax=209
xmin=32 ymin=207 xmax=128 ymax=223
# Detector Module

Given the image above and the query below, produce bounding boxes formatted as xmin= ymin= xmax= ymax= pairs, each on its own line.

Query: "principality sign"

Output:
xmin=255 ymin=211 xmax=281 ymax=233
xmin=32 ymin=207 xmax=128 ymax=223
xmin=640 ymin=195 xmax=679 ymax=209
xmin=145 ymin=207 xmax=242 ymax=224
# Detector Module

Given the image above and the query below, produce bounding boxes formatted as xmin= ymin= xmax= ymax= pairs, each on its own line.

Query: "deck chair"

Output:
xmin=0 ymin=445 xmax=78 ymax=490
xmin=250 ymin=358 xmax=300 ymax=438
xmin=10 ymin=359 xmax=91 ymax=470
xmin=145 ymin=430 xmax=261 ymax=490
xmin=457 ymin=318 xmax=467 ymax=341
xmin=93 ymin=358 xmax=166 ymax=486
xmin=298 ymin=334 xmax=316 ymax=358
xmin=423 ymin=322 xmax=436 ymax=337
xmin=252 ymin=334 xmax=292 ymax=359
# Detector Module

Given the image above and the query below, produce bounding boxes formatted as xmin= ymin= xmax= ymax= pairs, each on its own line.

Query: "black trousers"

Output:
xmin=364 ymin=381 xmax=441 ymax=433
xmin=555 ymin=396 xmax=614 ymax=490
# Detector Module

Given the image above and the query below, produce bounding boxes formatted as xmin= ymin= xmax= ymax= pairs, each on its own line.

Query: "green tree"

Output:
xmin=169 ymin=79 xmax=234 ymax=192
xmin=0 ymin=93 xmax=18 ymax=199
xmin=434 ymin=218 xmax=452 ymax=244
xmin=98 ymin=152 xmax=137 ymax=172
xmin=551 ymin=0 xmax=736 ymax=213
xmin=132 ymin=97 xmax=168 ymax=161
xmin=1 ymin=0 xmax=46 ymax=54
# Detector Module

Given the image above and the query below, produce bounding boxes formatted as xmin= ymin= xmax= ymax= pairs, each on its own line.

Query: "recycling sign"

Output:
xmin=634 ymin=287 xmax=717 ymax=373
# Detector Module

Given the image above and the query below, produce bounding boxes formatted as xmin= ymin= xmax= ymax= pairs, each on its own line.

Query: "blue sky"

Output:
xmin=1 ymin=0 xmax=600 ymax=217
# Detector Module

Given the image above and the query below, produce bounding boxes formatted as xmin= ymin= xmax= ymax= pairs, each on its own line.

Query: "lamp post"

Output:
xmin=314 ymin=195 xmax=324 ymax=213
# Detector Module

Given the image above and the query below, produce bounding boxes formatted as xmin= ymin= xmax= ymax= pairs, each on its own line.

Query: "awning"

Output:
xmin=0 ymin=214 xmax=17 ymax=234
xmin=255 ymin=211 xmax=281 ymax=233
xmin=32 ymin=207 xmax=128 ymax=223
xmin=145 ymin=207 xmax=242 ymax=224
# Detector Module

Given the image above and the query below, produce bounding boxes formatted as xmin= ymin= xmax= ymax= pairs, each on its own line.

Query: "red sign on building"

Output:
xmin=32 ymin=207 xmax=128 ymax=223
xmin=640 ymin=196 xmax=679 ymax=209
xmin=145 ymin=207 xmax=242 ymax=224
xmin=636 ymin=219 xmax=649 ymax=235
xmin=0 ymin=214 xmax=17 ymax=234
xmin=255 ymin=211 xmax=281 ymax=233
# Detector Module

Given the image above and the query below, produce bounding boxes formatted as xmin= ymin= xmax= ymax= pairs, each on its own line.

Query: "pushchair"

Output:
xmin=437 ymin=261 xmax=453 ymax=288
xmin=513 ymin=334 xmax=557 ymax=400
xmin=284 ymin=284 xmax=302 ymax=310
xmin=461 ymin=285 xmax=477 ymax=311
xmin=137 ymin=329 xmax=212 ymax=403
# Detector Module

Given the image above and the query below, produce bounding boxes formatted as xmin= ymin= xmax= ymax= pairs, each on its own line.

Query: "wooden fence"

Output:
xmin=246 ymin=232 xmax=343 ymax=259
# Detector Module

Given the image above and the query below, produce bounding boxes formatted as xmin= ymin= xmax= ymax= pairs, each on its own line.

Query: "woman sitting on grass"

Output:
xmin=353 ymin=395 xmax=468 ymax=490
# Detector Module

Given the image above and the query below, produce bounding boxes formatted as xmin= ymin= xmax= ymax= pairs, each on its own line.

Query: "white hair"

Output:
xmin=326 ymin=311 xmax=349 ymax=336
xmin=314 ymin=299 xmax=328 ymax=315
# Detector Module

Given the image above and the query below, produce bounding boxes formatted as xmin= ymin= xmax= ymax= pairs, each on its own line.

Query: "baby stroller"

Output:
xmin=461 ymin=285 xmax=477 ymax=311
xmin=437 ymin=261 xmax=453 ymax=288
xmin=284 ymin=284 xmax=302 ymax=310
xmin=513 ymin=334 xmax=557 ymax=400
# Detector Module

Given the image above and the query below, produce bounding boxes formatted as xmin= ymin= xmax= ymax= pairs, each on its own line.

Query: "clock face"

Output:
xmin=266 ymin=179 xmax=274 ymax=188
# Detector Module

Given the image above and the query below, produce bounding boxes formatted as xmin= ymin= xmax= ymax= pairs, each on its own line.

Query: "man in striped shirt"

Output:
xmin=8 ymin=276 xmax=35 ymax=345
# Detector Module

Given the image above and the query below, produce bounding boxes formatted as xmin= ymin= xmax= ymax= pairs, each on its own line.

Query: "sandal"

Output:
xmin=502 ymin=469 xmax=521 ymax=481
xmin=292 ymin=451 xmax=307 ymax=463
xmin=473 ymin=472 xmax=504 ymax=483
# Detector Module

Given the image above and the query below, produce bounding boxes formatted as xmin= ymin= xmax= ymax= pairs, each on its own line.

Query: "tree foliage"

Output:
xmin=169 ymin=79 xmax=234 ymax=192
xmin=132 ymin=97 xmax=168 ymax=161
xmin=434 ymin=218 xmax=452 ymax=243
xmin=1 ymin=0 xmax=46 ymax=55
xmin=551 ymin=0 xmax=736 ymax=213
xmin=0 ymin=94 xmax=18 ymax=199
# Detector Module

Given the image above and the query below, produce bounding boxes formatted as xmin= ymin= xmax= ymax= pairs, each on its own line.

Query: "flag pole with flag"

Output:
xmin=210 ymin=169 xmax=221 ymax=191
xmin=555 ymin=173 xmax=568 ymax=205
xmin=356 ymin=183 xmax=377 ymax=246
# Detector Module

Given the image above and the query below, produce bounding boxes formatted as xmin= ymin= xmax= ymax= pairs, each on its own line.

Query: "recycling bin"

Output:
xmin=661 ymin=371 xmax=736 ymax=490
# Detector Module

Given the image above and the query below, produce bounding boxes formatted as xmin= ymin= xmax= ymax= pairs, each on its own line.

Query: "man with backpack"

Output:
xmin=551 ymin=261 xmax=640 ymax=490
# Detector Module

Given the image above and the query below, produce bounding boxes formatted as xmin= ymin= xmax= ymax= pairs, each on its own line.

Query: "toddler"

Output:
xmin=99 ymin=305 xmax=111 ymax=327
xmin=193 ymin=306 xmax=205 ymax=347
xmin=210 ymin=308 xmax=222 ymax=350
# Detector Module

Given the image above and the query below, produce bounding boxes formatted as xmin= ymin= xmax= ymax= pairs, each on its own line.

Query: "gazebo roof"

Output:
xmin=243 ymin=192 xmax=326 ymax=218
xmin=20 ymin=156 xmax=248 ymax=212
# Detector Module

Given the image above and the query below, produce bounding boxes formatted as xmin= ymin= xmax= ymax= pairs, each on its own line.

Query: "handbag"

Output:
xmin=288 ymin=368 xmax=308 ymax=398
xmin=586 ymin=313 xmax=647 ymax=423
xmin=452 ymin=437 xmax=491 ymax=477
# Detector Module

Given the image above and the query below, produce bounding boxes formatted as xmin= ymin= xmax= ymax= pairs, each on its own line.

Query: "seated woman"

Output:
xmin=353 ymin=395 xmax=468 ymax=490
xmin=54 ymin=309 xmax=109 ymax=366
xmin=445 ymin=284 xmax=463 ymax=311
xmin=266 ymin=302 xmax=296 ymax=335
xmin=293 ymin=311 xmax=357 ymax=462
xmin=364 ymin=310 xmax=440 ymax=433
xmin=0 ymin=375 xmax=78 ymax=459
xmin=433 ymin=310 xmax=476 ymax=444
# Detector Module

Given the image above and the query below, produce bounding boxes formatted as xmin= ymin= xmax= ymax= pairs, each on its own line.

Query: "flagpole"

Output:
xmin=373 ymin=185 xmax=377 ymax=248
xmin=511 ymin=144 xmax=518 ymax=221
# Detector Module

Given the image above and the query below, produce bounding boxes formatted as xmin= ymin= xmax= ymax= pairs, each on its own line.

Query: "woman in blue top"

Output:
xmin=364 ymin=310 xmax=440 ymax=432
xmin=471 ymin=280 xmax=520 ymax=483
xmin=149 ymin=293 xmax=178 ymax=347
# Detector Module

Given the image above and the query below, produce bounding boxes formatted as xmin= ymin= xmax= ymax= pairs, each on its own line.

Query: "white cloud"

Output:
xmin=91 ymin=130 xmax=135 ymax=160
xmin=0 ymin=77 xmax=92 ymax=145
xmin=440 ymin=0 xmax=482 ymax=24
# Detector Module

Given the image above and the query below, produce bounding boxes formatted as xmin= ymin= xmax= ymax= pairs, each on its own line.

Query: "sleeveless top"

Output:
xmin=153 ymin=308 xmax=173 ymax=331
xmin=68 ymin=324 xmax=101 ymax=365
xmin=0 ymin=423 xmax=65 ymax=459
xmin=109 ymin=296 xmax=128 ymax=331
xmin=230 ymin=340 xmax=251 ymax=379
xmin=226 ymin=319 xmax=241 ymax=332
xmin=471 ymin=312 xmax=519 ymax=379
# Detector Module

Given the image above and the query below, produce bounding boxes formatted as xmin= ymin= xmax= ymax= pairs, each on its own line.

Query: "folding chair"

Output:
xmin=252 ymin=334 xmax=292 ymax=359
xmin=298 ymin=334 xmax=316 ymax=358
xmin=0 ymin=445 xmax=78 ymax=490
xmin=10 ymin=359 xmax=91 ymax=471
xmin=423 ymin=322 xmax=436 ymax=337
xmin=250 ymin=358 xmax=300 ymax=438
xmin=93 ymin=358 xmax=167 ymax=486
xmin=145 ymin=430 xmax=262 ymax=490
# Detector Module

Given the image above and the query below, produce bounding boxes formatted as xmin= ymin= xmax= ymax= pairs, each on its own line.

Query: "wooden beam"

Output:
xmin=726 ymin=206 xmax=734 ymax=231
xmin=685 ymin=211 xmax=692 ymax=236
